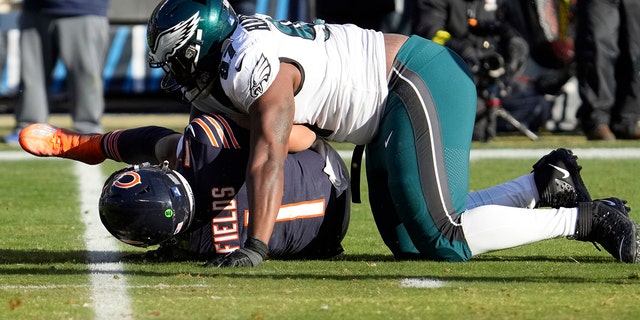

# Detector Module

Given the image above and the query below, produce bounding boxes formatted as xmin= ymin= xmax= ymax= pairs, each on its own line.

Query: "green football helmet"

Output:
xmin=147 ymin=0 xmax=238 ymax=102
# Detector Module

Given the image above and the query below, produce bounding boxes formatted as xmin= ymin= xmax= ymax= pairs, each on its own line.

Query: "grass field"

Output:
xmin=1 ymin=114 xmax=640 ymax=319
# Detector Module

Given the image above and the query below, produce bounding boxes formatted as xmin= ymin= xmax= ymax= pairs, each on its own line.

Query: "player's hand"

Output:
xmin=205 ymin=248 xmax=261 ymax=267
xmin=204 ymin=237 xmax=268 ymax=268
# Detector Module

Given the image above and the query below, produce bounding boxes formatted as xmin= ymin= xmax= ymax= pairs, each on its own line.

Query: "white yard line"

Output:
xmin=74 ymin=162 xmax=133 ymax=320
xmin=339 ymin=147 xmax=640 ymax=160
xmin=1 ymin=284 xmax=207 ymax=290
xmin=400 ymin=278 xmax=445 ymax=288
xmin=467 ymin=147 xmax=640 ymax=160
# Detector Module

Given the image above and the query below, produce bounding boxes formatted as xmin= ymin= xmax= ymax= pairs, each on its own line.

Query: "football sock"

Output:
xmin=462 ymin=205 xmax=577 ymax=256
xmin=101 ymin=126 xmax=178 ymax=164
xmin=467 ymin=174 xmax=538 ymax=209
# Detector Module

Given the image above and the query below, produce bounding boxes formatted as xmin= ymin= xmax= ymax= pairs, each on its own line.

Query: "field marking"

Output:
xmin=344 ymin=147 xmax=640 ymax=160
xmin=400 ymin=278 xmax=445 ymax=288
xmin=0 ymin=284 xmax=207 ymax=290
xmin=467 ymin=147 xmax=640 ymax=160
xmin=74 ymin=162 xmax=133 ymax=320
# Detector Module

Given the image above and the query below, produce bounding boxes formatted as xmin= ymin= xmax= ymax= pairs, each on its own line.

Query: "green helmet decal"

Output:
xmin=148 ymin=11 xmax=201 ymax=66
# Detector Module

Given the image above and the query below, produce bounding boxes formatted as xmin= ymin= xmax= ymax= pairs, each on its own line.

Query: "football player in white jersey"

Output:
xmin=144 ymin=0 xmax=640 ymax=266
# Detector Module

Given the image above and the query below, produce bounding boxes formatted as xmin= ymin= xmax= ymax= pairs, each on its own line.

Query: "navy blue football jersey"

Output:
xmin=176 ymin=114 xmax=349 ymax=260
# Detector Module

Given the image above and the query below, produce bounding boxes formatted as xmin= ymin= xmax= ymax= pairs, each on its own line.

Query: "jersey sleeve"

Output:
xmin=219 ymin=25 xmax=282 ymax=111
xmin=177 ymin=113 xmax=250 ymax=230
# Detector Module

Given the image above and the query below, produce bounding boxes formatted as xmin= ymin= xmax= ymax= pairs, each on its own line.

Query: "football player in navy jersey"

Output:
xmin=19 ymin=114 xmax=350 ymax=264
xmin=136 ymin=0 xmax=639 ymax=266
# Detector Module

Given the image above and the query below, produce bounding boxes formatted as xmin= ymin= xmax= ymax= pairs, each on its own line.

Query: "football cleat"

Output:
xmin=531 ymin=148 xmax=592 ymax=208
xmin=573 ymin=198 xmax=639 ymax=263
xmin=19 ymin=123 xmax=105 ymax=165
xmin=596 ymin=197 xmax=631 ymax=217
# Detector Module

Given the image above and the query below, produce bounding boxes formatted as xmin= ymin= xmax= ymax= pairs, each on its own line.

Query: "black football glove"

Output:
xmin=204 ymin=236 xmax=269 ymax=268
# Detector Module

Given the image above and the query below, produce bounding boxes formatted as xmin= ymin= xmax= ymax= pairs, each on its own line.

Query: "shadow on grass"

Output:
xmin=0 ymin=249 xmax=617 ymax=264
xmin=0 ymin=249 xmax=125 ymax=264
xmin=1 ymin=249 xmax=638 ymax=285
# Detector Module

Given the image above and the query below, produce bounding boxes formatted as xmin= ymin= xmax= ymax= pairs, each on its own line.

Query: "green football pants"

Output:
xmin=365 ymin=36 xmax=477 ymax=261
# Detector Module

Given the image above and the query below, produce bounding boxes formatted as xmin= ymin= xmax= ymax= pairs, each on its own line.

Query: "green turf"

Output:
xmin=2 ymin=149 xmax=640 ymax=319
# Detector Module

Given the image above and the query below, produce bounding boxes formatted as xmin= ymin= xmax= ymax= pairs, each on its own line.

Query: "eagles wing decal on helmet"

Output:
xmin=149 ymin=11 xmax=201 ymax=65
xmin=114 ymin=171 xmax=141 ymax=189
xmin=250 ymin=54 xmax=271 ymax=98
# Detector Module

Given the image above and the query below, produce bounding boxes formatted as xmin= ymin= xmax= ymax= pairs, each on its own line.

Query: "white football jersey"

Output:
xmin=208 ymin=14 xmax=389 ymax=144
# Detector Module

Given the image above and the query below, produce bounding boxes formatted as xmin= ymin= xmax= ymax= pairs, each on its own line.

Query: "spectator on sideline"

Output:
xmin=575 ymin=0 xmax=640 ymax=140
xmin=2 ymin=0 xmax=110 ymax=145
xmin=503 ymin=0 xmax=576 ymax=93
xmin=411 ymin=0 xmax=531 ymax=140
xmin=500 ymin=0 xmax=577 ymax=133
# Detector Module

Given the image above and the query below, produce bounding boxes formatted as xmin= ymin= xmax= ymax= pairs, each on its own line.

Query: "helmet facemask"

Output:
xmin=149 ymin=28 xmax=214 ymax=103
xmin=156 ymin=44 xmax=222 ymax=103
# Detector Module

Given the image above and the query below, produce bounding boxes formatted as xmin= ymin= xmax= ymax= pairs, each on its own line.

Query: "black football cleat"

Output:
xmin=532 ymin=148 xmax=592 ymax=208
xmin=595 ymin=197 xmax=631 ymax=217
xmin=572 ymin=198 xmax=639 ymax=263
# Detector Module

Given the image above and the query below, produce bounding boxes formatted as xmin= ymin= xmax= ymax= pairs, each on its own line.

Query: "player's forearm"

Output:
xmin=246 ymin=157 xmax=285 ymax=244
xmin=246 ymin=116 xmax=290 ymax=245
xmin=245 ymin=67 xmax=296 ymax=244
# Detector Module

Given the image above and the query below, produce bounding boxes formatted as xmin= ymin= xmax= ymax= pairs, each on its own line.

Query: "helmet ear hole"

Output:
xmin=98 ymin=163 xmax=195 ymax=247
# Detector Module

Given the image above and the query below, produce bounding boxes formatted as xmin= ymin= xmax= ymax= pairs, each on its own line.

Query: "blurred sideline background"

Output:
xmin=0 ymin=0 xmax=335 ymax=114
xmin=0 ymin=0 xmax=579 ymax=132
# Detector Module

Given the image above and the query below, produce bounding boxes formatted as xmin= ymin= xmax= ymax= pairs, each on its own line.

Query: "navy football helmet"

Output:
xmin=147 ymin=0 xmax=238 ymax=102
xmin=98 ymin=162 xmax=195 ymax=247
